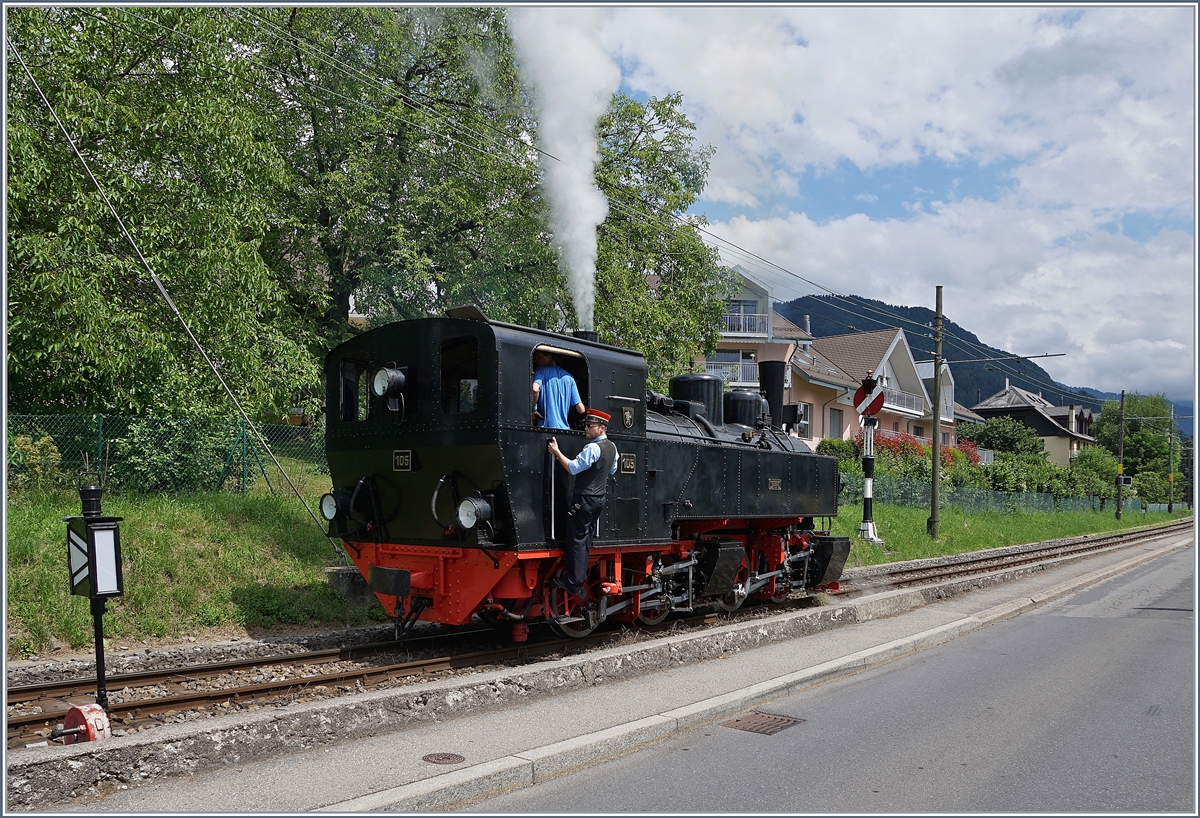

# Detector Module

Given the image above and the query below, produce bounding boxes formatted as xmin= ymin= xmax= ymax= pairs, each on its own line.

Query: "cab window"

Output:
xmin=442 ymin=337 xmax=480 ymax=413
xmin=340 ymin=359 xmax=369 ymax=422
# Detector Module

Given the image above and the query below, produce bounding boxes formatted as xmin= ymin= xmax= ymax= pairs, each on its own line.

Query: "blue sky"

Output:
xmin=694 ymin=155 xmax=1025 ymax=226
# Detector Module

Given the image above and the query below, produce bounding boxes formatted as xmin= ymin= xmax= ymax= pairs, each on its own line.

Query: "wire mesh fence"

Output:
xmin=7 ymin=414 xmax=327 ymax=494
xmin=839 ymin=471 xmax=1143 ymax=514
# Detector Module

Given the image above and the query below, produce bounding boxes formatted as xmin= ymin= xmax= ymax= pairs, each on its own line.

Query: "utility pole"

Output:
xmin=1116 ymin=390 xmax=1126 ymax=520
xmin=1168 ymin=403 xmax=1174 ymax=512
xmin=927 ymin=285 xmax=943 ymax=540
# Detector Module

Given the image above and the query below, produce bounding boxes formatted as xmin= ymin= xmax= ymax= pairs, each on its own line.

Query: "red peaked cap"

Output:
xmin=585 ymin=408 xmax=611 ymax=425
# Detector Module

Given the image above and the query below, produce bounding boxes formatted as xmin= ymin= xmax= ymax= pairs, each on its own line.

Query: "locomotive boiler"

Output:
xmin=320 ymin=307 xmax=849 ymax=639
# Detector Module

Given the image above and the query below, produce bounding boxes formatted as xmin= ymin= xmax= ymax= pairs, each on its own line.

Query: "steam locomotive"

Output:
xmin=320 ymin=306 xmax=849 ymax=640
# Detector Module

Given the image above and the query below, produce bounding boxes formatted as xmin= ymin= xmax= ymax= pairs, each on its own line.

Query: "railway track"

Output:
xmin=835 ymin=519 xmax=1193 ymax=596
xmin=8 ymin=519 xmax=1190 ymax=749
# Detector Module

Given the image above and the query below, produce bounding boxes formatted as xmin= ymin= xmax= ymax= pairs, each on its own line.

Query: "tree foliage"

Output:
xmin=7 ymin=7 xmax=734 ymax=417
xmin=958 ymin=416 xmax=1045 ymax=457
xmin=7 ymin=7 xmax=320 ymax=417
xmin=593 ymin=92 xmax=737 ymax=388
xmin=1091 ymin=393 xmax=1177 ymax=478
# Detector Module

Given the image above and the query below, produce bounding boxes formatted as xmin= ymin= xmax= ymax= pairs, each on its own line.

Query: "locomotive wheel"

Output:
xmin=714 ymin=585 xmax=746 ymax=612
xmin=547 ymin=585 xmax=597 ymax=638
xmin=635 ymin=597 xmax=671 ymax=626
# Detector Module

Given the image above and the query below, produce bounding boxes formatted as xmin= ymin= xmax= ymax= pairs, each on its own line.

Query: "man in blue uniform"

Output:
xmin=532 ymin=349 xmax=584 ymax=430
xmin=546 ymin=408 xmax=618 ymax=599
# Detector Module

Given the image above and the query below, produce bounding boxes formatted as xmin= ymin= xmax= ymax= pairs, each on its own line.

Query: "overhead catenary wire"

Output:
xmin=7 ymin=36 xmax=350 ymax=565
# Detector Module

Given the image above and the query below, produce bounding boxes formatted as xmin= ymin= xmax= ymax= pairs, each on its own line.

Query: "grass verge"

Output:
xmin=831 ymin=503 xmax=1193 ymax=567
xmin=6 ymin=483 xmax=1192 ymax=658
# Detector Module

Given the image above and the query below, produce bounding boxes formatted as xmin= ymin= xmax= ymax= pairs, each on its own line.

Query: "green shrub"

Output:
xmin=1132 ymin=471 xmax=1168 ymax=504
xmin=7 ymin=435 xmax=65 ymax=491
xmin=816 ymin=437 xmax=860 ymax=472
xmin=107 ymin=418 xmax=236 ymax=493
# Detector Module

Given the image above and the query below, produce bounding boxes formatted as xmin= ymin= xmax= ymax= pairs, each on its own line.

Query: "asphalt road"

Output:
xmin=466 ymin=546 xmax=1196 ymax=813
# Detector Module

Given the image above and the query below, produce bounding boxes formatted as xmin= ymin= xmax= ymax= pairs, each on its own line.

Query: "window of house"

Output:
xmin=913 ymin=425 xmax=924 ymax=438
xmin=829 ymin=407 xmax=843 ymax=438
xmin=892 ymin=421 xmax=899 ymax=432
xmin=340 ymin=359 xmax=368 ymax=423
xmin=796 ymin=402 xmax=812 ymax=438
xmin=441 ymin=337 xmax=480 ymax=413
xmin=941 ymin=432 xmax=949 ymax=446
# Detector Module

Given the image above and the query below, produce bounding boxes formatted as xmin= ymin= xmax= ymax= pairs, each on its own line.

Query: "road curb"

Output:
xmin=318 ymin=538 xmax=1191 ymax=813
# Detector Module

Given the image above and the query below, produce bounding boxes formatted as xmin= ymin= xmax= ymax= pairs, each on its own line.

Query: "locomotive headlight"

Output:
xmin=320 ymin=491 xmax=350 ymax=521
xmin=371 ymin=367 xmax=406 ymax=398
xmin=456 ymin=497 xmax=492 ymax=530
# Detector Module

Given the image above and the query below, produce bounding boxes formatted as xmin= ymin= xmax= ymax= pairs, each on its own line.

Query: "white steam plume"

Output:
xmin=508 ymin=8 xmax=620 ymax=331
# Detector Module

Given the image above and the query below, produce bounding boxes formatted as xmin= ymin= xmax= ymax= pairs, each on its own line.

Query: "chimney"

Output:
xmin=1005 ymin=377 xmax=1009 ymax=389
xmin=803 ymin=314 xmax=811 ymax=334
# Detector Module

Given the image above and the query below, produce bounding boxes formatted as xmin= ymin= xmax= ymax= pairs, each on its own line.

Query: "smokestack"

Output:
xmin=573 ymin=330 xmax=599 ymax=343
xmin=758 ymin=361 xmax=786 ymax=429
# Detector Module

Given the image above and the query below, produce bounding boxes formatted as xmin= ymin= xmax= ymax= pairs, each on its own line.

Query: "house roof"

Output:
xmin=1043 ymin=404 xmax=1094 ymax=422
xmin=790 ymin=346 xmax=861 ymax=390
xmin=973 ymin=383 xmax=1095 ymax=442
xmin=954 ymin=402 xmax=986 ymax=424
xmin=771 ymin=311 xmax=812 ymax=341
xmin=972 ymin=383 xmax=1053 ymax=410
xmin=809 ymin=328 xmax=902 ymax=382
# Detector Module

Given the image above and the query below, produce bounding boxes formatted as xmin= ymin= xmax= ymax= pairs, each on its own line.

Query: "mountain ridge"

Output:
xmin=776 ymin=293 xmax=1193 ymax=438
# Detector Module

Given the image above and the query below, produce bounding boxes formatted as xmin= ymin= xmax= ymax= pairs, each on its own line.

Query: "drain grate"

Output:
xmin=422 ymin=753 xmax=466 ymax=765
xmin=720 ymin=712 xmax=805 ymax=735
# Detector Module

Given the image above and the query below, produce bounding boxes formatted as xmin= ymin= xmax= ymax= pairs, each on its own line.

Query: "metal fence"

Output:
xmin=7 ymin=414 xmax=327 ymax=494
xmin=839 ymin=472 xmax=1143 ymax=514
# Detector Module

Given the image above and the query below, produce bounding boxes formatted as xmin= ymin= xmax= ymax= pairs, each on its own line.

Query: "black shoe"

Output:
xmin=549 ymin=575 xmax=585 ymax=599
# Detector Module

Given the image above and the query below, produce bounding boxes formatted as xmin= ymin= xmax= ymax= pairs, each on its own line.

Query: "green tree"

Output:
xmin=958 ymin=416 xmax=1045 ymax=457
xmin=6 ymin=7 xmax=322 ymax=417
xmin=593 ymin=92 xmax=738 ymax=387
xmin=1091 ymin=393 xmax=1175 ymax=478
xmin=251 ymin=7 xmax=565 ymax=340
xmin=1069 ymin=445 xmax=1118 ymax=499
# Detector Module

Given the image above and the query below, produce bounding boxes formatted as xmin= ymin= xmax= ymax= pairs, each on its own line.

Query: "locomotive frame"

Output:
xmin=321 ymin=307 xmax=849 ymax=639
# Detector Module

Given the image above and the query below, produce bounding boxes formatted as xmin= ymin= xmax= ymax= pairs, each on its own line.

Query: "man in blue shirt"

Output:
xmin=532 ymin=349 xmax=584 ymax=430
xmin=547 ymin=408 xmax=619 ymax=600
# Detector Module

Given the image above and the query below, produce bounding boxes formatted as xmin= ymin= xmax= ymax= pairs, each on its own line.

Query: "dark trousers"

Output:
xmin=565 ymin=494 xmax=605 ymax=590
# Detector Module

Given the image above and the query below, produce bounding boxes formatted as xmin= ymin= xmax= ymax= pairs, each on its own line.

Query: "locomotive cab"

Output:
xmin=324 ymin=314 xmax=646 ymax=548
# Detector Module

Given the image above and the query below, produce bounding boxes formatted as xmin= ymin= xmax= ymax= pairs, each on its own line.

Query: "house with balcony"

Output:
xmin=971 ymin=380 xmax=1095 ymax=467
xmin=804 ymin=328 xmax=955 ymax=447
xmin=699 ymin=266 xmax=803 ymax=391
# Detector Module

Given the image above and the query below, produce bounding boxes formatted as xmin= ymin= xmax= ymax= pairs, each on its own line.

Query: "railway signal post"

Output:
xmin=855 ymin=373 xmax=885 ymax=543
xmin=61 ymin=473 xmax=124 ymax=720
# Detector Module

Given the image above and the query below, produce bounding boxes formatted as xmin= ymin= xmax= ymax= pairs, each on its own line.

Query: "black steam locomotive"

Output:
xmin=321 ymin=307 xmax=849 ymax=639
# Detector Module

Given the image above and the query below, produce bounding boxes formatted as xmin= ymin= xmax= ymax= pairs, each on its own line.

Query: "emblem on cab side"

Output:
xmin=620 ymin=453 xmax=636 ymax=474
xmin=768 ymin=477 xmax=782 ymax=491
xmin=622 ymin=406 xmax=634 ymax=428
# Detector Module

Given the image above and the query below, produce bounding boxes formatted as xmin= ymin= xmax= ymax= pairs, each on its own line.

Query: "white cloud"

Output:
xmin=710 ymin=198 xmax=1194 ymax=399
xmin=594 ymin=6 xmax=1195 ymax=400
